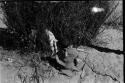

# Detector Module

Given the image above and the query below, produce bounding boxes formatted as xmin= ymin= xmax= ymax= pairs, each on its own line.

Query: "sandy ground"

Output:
xmin=0 ymin=27 xmax=123 ymax=83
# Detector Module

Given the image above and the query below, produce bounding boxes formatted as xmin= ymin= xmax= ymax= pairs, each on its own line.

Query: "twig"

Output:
xmin=85 ymin=61 xmax=119 ymax=82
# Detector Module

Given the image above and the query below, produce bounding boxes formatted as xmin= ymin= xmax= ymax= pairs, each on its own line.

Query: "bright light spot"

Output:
xmin=7 ymin=58 xmax=13 ymax=63
xmin=91 ymin=6 xmax=104 ymax=13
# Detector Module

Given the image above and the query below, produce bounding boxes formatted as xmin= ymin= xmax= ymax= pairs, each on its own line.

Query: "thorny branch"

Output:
xmin=84 ymin=59 xmax=119 ymax=82
xmin=76 ymin=52 xmax=120 ymax=83
xmin=16 ymin=66 xmax=27 ymax=83
xmin=77 ymin=53 xmax=88 ymax=83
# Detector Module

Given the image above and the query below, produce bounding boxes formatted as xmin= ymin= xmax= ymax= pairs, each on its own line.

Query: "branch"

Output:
xmin=85 ymin=61 xmax=119 ymax=82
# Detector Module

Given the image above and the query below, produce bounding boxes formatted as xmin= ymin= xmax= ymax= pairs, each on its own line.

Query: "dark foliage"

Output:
xmin=1 ymin=1 xmax=111 ymax=55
